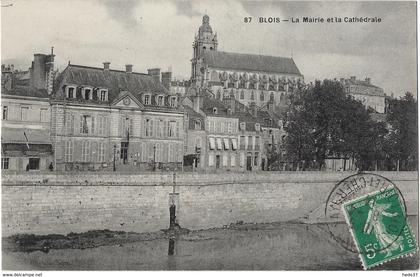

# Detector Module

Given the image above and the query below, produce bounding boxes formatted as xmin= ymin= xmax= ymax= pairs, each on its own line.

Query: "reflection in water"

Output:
xmin=2 ymin=221 xmax=418 ymax=271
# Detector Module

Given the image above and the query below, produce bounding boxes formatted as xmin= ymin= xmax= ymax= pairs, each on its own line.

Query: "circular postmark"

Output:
xmin=324 ymin=172 xmax=408 ymax=255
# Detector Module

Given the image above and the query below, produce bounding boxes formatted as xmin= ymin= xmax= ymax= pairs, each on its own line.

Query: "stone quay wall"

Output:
xmin=2 ymin=171 xmax=417 ymax=236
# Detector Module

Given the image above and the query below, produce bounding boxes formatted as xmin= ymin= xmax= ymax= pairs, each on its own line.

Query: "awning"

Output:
xmin=231 ymin=138 xmax=238 ymax=150
xmin=209 ymin=137 xmax=215 ymax=150
xmin=2 ymin=143 xmax=53 ymax=156
xmin=223 ymin=138 xmax=230 ymax=150
xmin=1 ymin=128 xmax=51 ymax=144
xmin=216 ymin=138 xmax=222 ymax=150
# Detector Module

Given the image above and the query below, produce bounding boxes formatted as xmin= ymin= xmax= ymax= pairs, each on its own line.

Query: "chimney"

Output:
xmin=125 ymin=64 xmax=133 ymax=74
xmin=249 ymin=102 xmax=258 ymax=118
xmin=350 ymin=76 xmax=356 ymax=82
xmin=365 ymin=77 xmax=371 ymax=84
xmin=103 ymin=62 xmax=110 ymax=71
xmin=148 ymin=68 xmax=161 ymax=83
xmin=161 ymin=71 xmax=172 ymax=90
xmin=30 ymin=53 xmax=47 ymax=89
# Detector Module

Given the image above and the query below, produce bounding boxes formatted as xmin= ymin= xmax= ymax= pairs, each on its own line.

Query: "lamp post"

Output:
xmin=113 ymin=145 xmax=116 ymax=171
xmin=153 ymin=145 xmax=156 ymax=171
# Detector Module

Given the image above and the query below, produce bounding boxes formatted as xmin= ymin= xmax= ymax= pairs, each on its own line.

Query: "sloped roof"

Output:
xmin=53 ymin=64 xmax=169 ymax=102
xmin=2 ymin=85 xmax=49 ymax=98
xmin=203 ymin=50 xmax=302 ymax=75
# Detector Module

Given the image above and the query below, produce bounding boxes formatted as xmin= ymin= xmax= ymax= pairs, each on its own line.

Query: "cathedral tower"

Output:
xmin=191 ymin=15 xmax=218 ymax=83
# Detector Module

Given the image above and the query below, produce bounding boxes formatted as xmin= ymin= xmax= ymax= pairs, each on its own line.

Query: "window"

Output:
xmin=98 ymin=142 xmax=105 ymax=162
xmin=170 ymin=97 xmax=176 ymax=107
xmin=168 ymin=121 xmax=176 ymax=137
xmin=223 ymin=138 xmax=230 ymax=150
xmin=100 ymin=90 xmax=107 ymax=101
xmin=250 ymin=91 xmax=254 ymax=100
xmin=213 ymin=107 xmax=218 ymax=114
xmin=144 ymin=95 xmax=151 ymax=105
xmin=65 ymin=114 xmax=74 ymax=135
xmin=195 ymin=137 xmax=202 ymax=152
xmin=84 ymin=88 xmax=92 ymax=100
xmin=254 ymin=153 xmax=259 ymax=166
xmin=216 ymin=138 xmax=223 ymax=150
xmin=208 ymin=154 xmax=214 ymax=166
xmin=231 ymin=154 xmax=236 ymax=167
xmin=248 ymin=136 xmax=253 ymax=150
xmin=67 ymin=87 xmax=76 ymax=98
xmin=1 ymin=158 xmax=9 ymax=169
xmin=227 ymin=122 xmax=232 ymax=133
xmin=255 ymin=123 xmax=260 ymax=132
xmin=145 ymin=119 xmax=154 ymax=137
xmin=270 ymin=92 xmax=274 ymax=101
xmin=157 ymin=120 xmax=163 ymax=137
xmin=240 ymin=90 xmax=244 ymax=99
xmin=231 ymin=138 xmax=238 ymax=150
xmin=240 ymin=136 xmax=246 ymax=150
xmin=157 ymin=95 xmax=164 ymax=106
xmin=3 ymin=106 xmax=8 ymax=120
xmin=260 ymin=91 xmax=265 ymax=101
xmin=65 ymin=140 xmax=74 ymax=162
xmin=255 ymin=136 xmax=260 ymax=150
xmin=209 ymin=137 xmax=215 ymax=150
xmin=28 ymin=158 xmax=40 ymax=170
xmin=40 ymin=108 xmax=48 ymax=122
xmin=80 ymin=115 xmax=93 ymax=134
xmin=194 ymin=120 xmax=201 ymax=130
xmin=82 ymin=141 xmax=91 ymax=162
xmin=21 ymin=107 xmax=29 ymax=121
xmin=98 ymin=116 xmax=108 ymax=136
xmin=240 ymin=122 xmax=246 ymax=131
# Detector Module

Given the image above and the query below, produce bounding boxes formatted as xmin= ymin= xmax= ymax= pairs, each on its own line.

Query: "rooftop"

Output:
xmin=202 ymin=50 xmax=302 ymax=75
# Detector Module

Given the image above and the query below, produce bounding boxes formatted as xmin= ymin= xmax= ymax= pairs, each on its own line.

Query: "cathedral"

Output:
xmin=191 ymin=15 xmax=304 ymax=109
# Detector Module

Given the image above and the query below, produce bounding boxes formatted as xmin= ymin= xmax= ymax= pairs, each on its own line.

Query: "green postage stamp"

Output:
xmin=342 ymin=187 xmax=418 ymax=269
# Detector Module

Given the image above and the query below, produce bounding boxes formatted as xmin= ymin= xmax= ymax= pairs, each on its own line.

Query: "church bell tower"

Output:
xmin=191 ymin=15 xmax=218 ymax=83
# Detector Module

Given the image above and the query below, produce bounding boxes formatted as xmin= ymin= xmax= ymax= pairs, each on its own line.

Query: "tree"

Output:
xmin=284 ymin=79 xmax=388 ymax=171
xmin=385 ymin=92 xmax=418 ymax=170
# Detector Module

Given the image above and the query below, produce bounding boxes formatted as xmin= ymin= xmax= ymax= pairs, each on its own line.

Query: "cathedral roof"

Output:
xmin=202 ymin=50 xmax=302 ymax=76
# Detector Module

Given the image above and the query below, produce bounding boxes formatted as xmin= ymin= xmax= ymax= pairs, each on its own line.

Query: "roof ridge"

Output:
xmin=68 ymin=64 xmax=149 ymax=76
xmin=206 ymin=50 xmax=293 ymax=60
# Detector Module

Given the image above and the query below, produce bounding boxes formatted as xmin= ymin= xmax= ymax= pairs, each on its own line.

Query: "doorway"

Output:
xmin=120 ymin=142 xmax=128 ymax=164
xmin=246 ymin=154 xmax=252 ymax=171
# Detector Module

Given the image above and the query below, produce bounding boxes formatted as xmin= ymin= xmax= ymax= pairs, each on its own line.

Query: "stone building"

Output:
xmin=340 ymin=76 xmax=386 ymax=113
xmin=183 ymin=87 xmax=283 ymax=172
xmin=191 ymin=15 xmax=304 ymax=109
xmin=51 ymin=62 xmax=184 ymax=172
xmin=1 ymin=51 xmax=56 ymax=172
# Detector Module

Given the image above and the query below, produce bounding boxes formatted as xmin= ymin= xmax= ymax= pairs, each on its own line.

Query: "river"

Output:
xmin=2 ymin=221 xmax=418 ymax=270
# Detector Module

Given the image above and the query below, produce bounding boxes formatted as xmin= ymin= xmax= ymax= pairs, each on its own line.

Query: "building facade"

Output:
xmin=191 ymin=15 xmax=304 ymax=109
xmin=1 ymin=52 xmax=55 ymax=172
xmin=340 ymin=76 xmax=386 ymax=113
xmin=51 ymin=63 xmax=184 ymax=172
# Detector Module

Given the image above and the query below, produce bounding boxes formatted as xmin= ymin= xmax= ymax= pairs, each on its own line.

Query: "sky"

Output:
xmin=1 ymin=0 xmax=417 ymax=97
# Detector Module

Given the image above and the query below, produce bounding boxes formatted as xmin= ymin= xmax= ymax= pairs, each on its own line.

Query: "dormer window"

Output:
xmin=194 ymin=120 xmax=201 ymax=130
xmin=213 ymin=107 xmax=218 ymax=114
xmin=144 ymin=94 xmax=151 ymax=105
xmin=240 ymin=122 xmax=246 ymax=131
xmin=157 ymin=95 xmax=164 ymax=106
xmin=66 ymin=86 xmax=76 ymax=98
xmin=99 ymin=89 xmax=108 ymax=101
xmin=169 ymin=96 xmax=177 ymax=107
xmin=82 ymin=87 xmax=93 ymax=100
